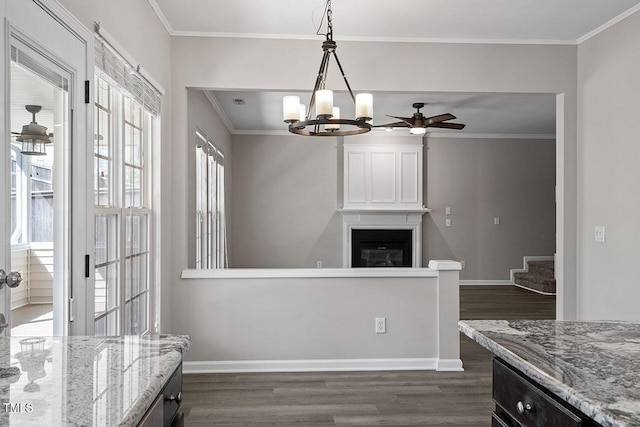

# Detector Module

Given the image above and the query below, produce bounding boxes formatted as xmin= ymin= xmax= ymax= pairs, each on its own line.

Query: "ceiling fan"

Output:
xmin=374 ymin=102 xmax=466 ymax=135
xmin=11 ymin=105 xmax=53 ymax=155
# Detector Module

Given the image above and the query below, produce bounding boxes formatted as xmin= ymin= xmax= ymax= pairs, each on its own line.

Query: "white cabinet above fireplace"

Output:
xmin=343 ymin=144 xmax=424 ymax=211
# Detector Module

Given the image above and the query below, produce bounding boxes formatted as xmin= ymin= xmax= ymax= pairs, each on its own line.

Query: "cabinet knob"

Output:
xmin=516 ymin=400 xmax=532 ymax=414
xmin=167 ymin=391 xmax=182 ymax=404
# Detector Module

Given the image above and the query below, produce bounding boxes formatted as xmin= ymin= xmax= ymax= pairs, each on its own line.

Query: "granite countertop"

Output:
xmin=0 ymin=334 xmax=191 ymax=426
xmin=459 ymin=320 xmax=640 ymax=427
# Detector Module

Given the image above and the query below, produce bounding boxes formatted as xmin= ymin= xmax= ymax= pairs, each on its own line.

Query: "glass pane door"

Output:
xmin=9 ymin=41 xmax=70 ymax=337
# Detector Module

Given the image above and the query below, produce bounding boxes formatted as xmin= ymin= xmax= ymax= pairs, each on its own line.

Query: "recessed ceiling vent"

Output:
xmin=232 ymin=98 xmax=246 ymax=105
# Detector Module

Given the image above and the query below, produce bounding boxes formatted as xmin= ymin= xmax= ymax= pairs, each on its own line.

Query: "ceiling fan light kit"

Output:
xmin=16 ymin=105 xmax=53 ymax=156
xmin=375 ymin=102 xmax=466 ymax=135
xmin=282 ymin=0 xmax=372 ymax=137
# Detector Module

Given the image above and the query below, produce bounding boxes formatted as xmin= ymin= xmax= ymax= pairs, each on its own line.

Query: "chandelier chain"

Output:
xmin=326 ymin=0 xmax=333 ymax=40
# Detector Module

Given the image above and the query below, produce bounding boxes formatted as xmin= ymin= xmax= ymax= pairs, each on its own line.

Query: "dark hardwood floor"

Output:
xmin=182 ymin=285 xmax=555 ymax=426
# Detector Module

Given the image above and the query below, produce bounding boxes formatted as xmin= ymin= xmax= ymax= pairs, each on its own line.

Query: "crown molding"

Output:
xmin=203 ymin=91 xmax=235 ymax=134
xmin=425 ymin=133 xmax=556 ymax=140
xmin=576 ymin=4 xmax=640 ymax=44
xmin=165 ymin=30 xmax=577 ymax=45
xmin=231 ymin=130 xmax=555 ymax=140
xmin=147 ymin=0 xmax=175 ymax=35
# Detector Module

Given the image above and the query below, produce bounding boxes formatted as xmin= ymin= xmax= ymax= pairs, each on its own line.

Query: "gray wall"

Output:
xmin=424 ymin=137 xmax=556 ymax=280
xmin=227 ymin=133 xmax=556 ymax=279
xmin=229 ymin=135 xmax=341 ymax=268
xmin=186 ymin=90 xmax=233 ymax=267
xmin=172 ymin=276 xmax=439 ymax=362
xmin=577 ymin=11 xmax=640 ymax=320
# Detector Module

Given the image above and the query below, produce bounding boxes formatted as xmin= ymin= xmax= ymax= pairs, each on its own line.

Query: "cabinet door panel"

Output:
xmin=370 ymin=152 xmax=396 ymax=203
xmin=400 ymin=151 xmax=419 ymax=203
xmin=347 ymin=152 xmax=367 ymax=204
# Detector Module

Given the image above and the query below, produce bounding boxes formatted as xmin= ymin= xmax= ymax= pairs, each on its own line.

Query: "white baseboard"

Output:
xmin=459 ymin=280 xmax=513 ymax=286
xmin=510 ymin=255 xmax=554 ymax=282
xmin=437 ymin=359 xmax=464 ymax=371
xmin=183 ymin=358 xmax=464 ymax=374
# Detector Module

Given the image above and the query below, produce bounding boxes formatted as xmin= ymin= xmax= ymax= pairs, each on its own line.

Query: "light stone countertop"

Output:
xmin=0 ymin=334 xmax=191 ymax=426
xmin=459 ymin=320 xmax=640 ymax=427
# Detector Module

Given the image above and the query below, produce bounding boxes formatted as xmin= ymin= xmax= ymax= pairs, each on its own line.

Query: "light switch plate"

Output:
xmin=446 ymin=218 xmax=451 ymax=227
xmin=595 ymin=226 xmax=605 ymax=243
xmin=445 ymin=207 xmax=451 ymax=215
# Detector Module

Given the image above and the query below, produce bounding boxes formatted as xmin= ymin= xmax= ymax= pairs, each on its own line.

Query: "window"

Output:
xmin=195 ymin=131 xmax=227 ymax=269
xmin=93 ymin=28 xmax=161 ymax=336
xmin=94 ymin=74 xmax=154 ymax=336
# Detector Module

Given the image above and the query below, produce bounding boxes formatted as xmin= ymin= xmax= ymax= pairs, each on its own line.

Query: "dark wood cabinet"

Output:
xmin=139 ymin=363 xmax=183 ymax=427
xmin=492 ymin=358 xmax=602 ymax=427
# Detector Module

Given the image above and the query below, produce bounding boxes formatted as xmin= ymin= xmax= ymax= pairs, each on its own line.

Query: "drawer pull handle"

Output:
xmin=516 ymin=401 xmax=532 ymax=414
xmin=167 ymin=391 xmax=182 ymax=404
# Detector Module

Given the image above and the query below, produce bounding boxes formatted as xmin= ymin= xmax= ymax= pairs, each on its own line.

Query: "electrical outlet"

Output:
xmin=375 ymin=317 xmax=386 ymax=334
xmin=460 ymin=260 xmax=466 ymax=269
xmin=317 ymin=260 xmax=323 ymax=268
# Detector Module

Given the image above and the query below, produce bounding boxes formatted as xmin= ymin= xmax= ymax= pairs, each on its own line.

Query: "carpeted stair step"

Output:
xmin=513 ymin=271 xmax=556 ymax=295
xmin=528 ymin=260 xmax=554 ymax=278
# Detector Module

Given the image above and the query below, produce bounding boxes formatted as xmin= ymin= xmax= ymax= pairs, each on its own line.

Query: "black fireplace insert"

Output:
xmin=351 ymin=229 xmax=412 ymax=267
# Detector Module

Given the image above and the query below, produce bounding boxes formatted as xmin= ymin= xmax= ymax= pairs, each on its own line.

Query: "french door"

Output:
xmin=0 ymin=0 xmax=92 ymax=336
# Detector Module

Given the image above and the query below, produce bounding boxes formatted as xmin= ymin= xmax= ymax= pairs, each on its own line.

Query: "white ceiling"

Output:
xmin=161 ymin=1 xmax=639 ymax=137
xmin=11 ymin=63 xmax=56 ymax=135
xmin=151 ymin=0 xmax=640 ymax=44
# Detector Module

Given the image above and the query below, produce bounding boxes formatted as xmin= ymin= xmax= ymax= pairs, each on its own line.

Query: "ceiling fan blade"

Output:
xmin=427 ymin=122 xmax=466 ymax=130
xmin=386 ymin=115 xmax=415 ymax=126
xmin=386 ymin=114 xmax=412 ymax=121
xmin=424 ymin=113 xmax=455 ymax=124
xmin=373 ymin=121 xmax=411 ymax=128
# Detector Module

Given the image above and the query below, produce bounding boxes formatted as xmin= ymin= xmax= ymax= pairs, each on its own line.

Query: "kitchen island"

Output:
xmin=0 ymin=334 xmax=190 ymax=426
xmin=460 ymin=320 xmax=640 ymax=427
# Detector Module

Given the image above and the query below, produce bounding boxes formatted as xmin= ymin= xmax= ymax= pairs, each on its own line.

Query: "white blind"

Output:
xmin=94 ymin=33 xmax=161 ymax=116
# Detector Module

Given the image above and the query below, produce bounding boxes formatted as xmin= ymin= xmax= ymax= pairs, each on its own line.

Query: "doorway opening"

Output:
xmin=9 ymin=41 xmax=70 ymax=336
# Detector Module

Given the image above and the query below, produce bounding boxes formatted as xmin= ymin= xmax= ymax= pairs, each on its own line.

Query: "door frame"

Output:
xmin=0 ymin=0 xmax=94 ymax=335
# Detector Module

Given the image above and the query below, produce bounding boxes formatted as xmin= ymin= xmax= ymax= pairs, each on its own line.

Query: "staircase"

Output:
xmin=513 ymin=260 xmax=555 ymax=295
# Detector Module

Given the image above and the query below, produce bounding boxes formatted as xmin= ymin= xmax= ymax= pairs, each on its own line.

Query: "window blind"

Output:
xmin=94 ymin=32 xmax=161 ymax=116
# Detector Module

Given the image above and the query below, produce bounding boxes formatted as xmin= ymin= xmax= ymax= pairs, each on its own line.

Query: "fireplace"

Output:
xmin=351 ymin=229 xmax=413 ymax=267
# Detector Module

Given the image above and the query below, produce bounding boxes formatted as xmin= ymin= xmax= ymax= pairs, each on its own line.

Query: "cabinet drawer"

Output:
xmin=493 ymin=358 xmax=587 ymax=427
xmin=492 ymin=411 xmax=516 ymax=427
xmin=163 ymin=364 xmax=183 ymax=426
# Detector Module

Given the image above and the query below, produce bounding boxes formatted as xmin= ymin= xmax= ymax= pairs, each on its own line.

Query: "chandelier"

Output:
xmin=282 ymin=0 xmax=372 ymax=137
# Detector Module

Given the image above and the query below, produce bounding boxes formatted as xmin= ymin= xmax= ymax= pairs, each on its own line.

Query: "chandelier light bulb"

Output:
xmin=355 ymin=93 xmax=373 ymax=120
xmin=315 ymin=89 xmax=334 ymax=118
xmin=283 ymin=96 xmax=301 ymax=122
